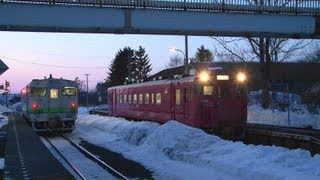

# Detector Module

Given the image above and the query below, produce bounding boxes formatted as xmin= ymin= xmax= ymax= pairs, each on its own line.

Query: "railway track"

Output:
xmin=246 ymin=123 xmax=320 ymax=155
xmin=89 ymin=108 xmax=320 ymax=155
xmin=41 ymin=135 xmax=128 ymax=180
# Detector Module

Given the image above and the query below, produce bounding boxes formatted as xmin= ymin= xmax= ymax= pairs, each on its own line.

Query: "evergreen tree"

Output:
xmin=107 ymin=47 xmax=134 ymax=86
xmin=195 ymin=45 xmax=214 ymax=63
xmin=95 ymin=81 xmax=109 ymax=93
xmin=131 ymin=46 xmax=152 ymax=83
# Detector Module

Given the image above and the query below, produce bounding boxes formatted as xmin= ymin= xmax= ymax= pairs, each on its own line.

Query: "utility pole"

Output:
xmin=185 ymin=35 xmax=189 ymax=75
xmin=84 ymin=74 xmax=90 ymax=109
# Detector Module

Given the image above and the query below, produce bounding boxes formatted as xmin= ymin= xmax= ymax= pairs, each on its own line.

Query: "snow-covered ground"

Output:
xmin=0 ymin=104 xmax=319 ymax=179
xmin=70 ymin=107 xmax=320 ymax=180
xmin=248 ymin=105 xmax=320 ymax=130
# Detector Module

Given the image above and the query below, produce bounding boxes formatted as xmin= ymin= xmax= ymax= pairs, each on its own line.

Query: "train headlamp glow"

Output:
xmin=32 ymin=102 xmax=38 ymax=110
xmin=199 ymin=71 xmax=210 ymax=82
xmin=237 ymin=72 xmax=246 ymax=82
xmin=217 ymin=75 xmax=229 ymax=80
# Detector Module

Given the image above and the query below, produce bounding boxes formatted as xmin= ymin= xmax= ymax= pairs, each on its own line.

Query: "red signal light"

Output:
xmin=71 ymin=102 xmax=76 ymax=108
xmin=32 ymin=102 xmax=38 ymax=110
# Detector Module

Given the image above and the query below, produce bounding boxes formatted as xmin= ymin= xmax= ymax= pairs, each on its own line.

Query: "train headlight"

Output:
xmin=237 ymin=72 xmax=246 ymax=83
xmin=199 ymin=71 xmax=209 ymax=82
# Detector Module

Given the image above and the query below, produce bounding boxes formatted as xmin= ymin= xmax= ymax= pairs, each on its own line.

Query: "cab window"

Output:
xmin=63 ymin=87 xmax=77 ymax=96
xmin=203 ymin=86 xmax=214 ymax=95
xmin=30 ymin=87 xmax=46 ymax=97
xmin=50 ymin=89 xmax=59 ymax=99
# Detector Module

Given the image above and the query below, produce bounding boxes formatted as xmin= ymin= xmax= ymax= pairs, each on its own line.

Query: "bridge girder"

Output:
xmin=0 ymin=3 xmax=319 ymax=39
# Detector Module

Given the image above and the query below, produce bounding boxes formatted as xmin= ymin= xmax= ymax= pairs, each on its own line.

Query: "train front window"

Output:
xmin=50 ymin=89 xmax=59 ymax=99
xmin=63 ymin=87 xmax=77 ymax=96
xmin=217 ymin=82 xmax=230 ymax=98
xmin=30 ymin=87 xmax=46 ymax=97
xmin=203 ymin=86 xmax=214 ymax=95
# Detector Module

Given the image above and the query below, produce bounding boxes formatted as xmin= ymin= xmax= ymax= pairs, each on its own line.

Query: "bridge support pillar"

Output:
xmin=316 ymin=16 xmax=320 ymax=36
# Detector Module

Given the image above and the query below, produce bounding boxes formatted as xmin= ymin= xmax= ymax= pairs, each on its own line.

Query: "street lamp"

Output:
xmin=84 ymin=73 xmax=90 ymax=109
xmin=170 ymin=47 xmax=188 ymax=75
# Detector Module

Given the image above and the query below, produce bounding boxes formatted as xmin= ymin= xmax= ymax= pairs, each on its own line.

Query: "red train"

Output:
xmin=108 ymin=67 xmax=247 ymax=138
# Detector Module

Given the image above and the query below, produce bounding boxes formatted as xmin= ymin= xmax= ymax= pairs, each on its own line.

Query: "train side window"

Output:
xmin=151 ymin=93 xmax=154 ymax=104
xmin=176 ymin=89 xmax=181 ymax=105
xmin=156 ymin=93 xmax=161 ymax=104
xmin=128 ymin=94 xmax=132 ymax=104
xmin=124 ymin=94 xmax=127 ymax=103
xmin=120 ymin=95 xmax=123 ymax=103
xmin=30 ymin=87 xmax=46 ymax=97
xmin=203 ymin=86 xmax=214 ymax=95
xmin=139 ymin=94 xmax=143 ymax=104
xmin=133 ymin=94 xmax=137 ymax=104
xmin=63 ymin=87 xmax=76 ymax=96
xmin=50 ymin=89 xmax=59 ymax=99
xmin=145 ymin=94 xmax=149 ymax=104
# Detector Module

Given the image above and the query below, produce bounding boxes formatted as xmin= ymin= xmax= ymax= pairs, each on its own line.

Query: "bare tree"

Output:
xmin=167 ymin=55 xmax=183 ymax=68
xmin=213 ymin=36 xmax=309 ymax=108
xmin=75 ymin=77 xmax=85 ymax=93
xmin=300 ymin=43 xmax=320 ymax=63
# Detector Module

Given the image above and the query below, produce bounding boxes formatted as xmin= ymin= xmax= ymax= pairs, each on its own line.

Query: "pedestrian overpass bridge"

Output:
xmin=0 ymin=0 xmax=319 ymax=38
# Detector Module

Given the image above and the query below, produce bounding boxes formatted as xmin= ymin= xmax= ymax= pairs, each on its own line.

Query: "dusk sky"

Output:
xmin=0 ymin=31 xmax=217 ymax=93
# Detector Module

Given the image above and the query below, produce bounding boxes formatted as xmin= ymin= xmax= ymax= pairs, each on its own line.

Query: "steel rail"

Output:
xmin=41 ymin=136 xmax=87 ymax=180
xmin=61 ymin=135 xmax=129 ymax=180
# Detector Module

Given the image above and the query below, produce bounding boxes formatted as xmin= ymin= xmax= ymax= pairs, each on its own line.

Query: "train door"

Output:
xmin=108 ymin=89 xmax=116 ymax=115
xmin=174 ymin=84 xmax=188 ymax=124
xmin=183 ymin=86 xmax=188 ymax=120
xmin=199 ymin=83 xmax=218 ymax=126
xmin=48 ymin=87 xmax=61 ymax=114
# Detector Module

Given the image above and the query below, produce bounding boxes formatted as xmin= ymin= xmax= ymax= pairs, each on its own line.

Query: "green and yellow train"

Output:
xmin=21 ymin=75 xmax=78 ymax=133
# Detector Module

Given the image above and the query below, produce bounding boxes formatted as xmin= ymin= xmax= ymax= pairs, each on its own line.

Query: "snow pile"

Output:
xmin=75 ymin=114 xmax=320 ymax=179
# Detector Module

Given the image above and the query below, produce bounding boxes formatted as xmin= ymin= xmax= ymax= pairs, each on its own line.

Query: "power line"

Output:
xmin=0 ymin=55 xmax=106 ymax=69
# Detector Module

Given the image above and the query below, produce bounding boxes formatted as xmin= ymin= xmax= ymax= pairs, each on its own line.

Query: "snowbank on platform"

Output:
xmin=74 ymin=114 xmax=320 ymax=180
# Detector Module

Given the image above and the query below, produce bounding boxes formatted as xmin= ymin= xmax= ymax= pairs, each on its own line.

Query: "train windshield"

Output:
xmin=29 ymin=87 xmax=46 ymax=97
xmin=63 ymin=87 xmax=77 ymax=96
xmin=194 ymin=83 xmax=215 ymax=96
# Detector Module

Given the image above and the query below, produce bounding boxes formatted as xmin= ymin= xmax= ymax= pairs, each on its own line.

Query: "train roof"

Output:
xmin=28 ymin=76 xmax=77 ymax=87
xmin=108 ymin=76 xmax=196 ymax=90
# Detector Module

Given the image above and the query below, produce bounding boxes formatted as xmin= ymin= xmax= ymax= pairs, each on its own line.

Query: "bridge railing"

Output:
xmin=2 ymin=0 xmax=319 ymax=15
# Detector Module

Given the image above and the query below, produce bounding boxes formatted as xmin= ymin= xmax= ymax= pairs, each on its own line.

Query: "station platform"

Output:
xmin=3 ymin=112 xmax=74 ymax=179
